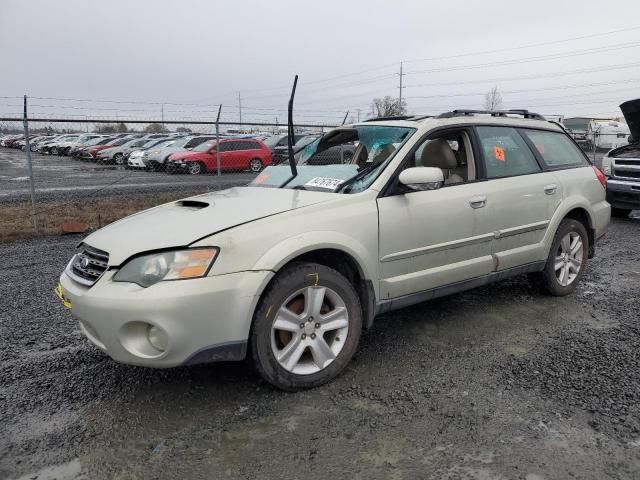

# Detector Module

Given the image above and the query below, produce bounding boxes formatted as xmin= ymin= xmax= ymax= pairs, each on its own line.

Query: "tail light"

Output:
xmin=592 ymin=165 xmax=606 ymax=189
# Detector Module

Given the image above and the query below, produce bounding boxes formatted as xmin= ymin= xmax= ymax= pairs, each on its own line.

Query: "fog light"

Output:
xmin=146 ymin=325 xmax=168 ymax=352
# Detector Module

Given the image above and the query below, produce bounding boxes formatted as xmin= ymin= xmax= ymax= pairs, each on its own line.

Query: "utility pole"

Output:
xmin=238 ymin=92 xmax=242 ymax=125
xmin=357 ymin=109 xmax=361 ymax=122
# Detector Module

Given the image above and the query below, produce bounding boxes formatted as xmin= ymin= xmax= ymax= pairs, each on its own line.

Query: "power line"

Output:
xmin=403 ymin=61 xmax=640 ymax=89
xmin=404 ymin=41 xmax=640 ymax=76
xmin=402 ymin=25 xmax=640 ymax=64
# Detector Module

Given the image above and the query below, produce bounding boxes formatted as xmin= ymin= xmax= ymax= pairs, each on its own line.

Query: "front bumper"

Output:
xmin=606 ymin=179 xmax=640 ymax=210
xmin=127 ymin=155 xmax=145 ymax=167
xmin=59 ymin=268 xmax=273 ymax=367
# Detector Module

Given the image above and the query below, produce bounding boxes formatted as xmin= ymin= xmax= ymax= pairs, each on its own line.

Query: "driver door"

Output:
xmin=377 ymin=132 xmax=495 ymax=299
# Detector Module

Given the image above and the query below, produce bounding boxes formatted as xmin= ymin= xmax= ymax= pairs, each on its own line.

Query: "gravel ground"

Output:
xmin=1 ymin=216 xmax=639 ymax=480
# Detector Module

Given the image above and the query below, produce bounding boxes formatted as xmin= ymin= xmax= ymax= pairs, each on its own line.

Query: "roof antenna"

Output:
xmin=280 ymin=75 xmax=299 ymax=187
xmin=341 ymin=111 xmax=349 ymax=125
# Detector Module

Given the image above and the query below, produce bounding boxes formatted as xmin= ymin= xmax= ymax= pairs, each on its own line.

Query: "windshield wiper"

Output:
xmin=336 ymin=163 xmax=378 ymax=193
xmin=280 ymin=75 xmax=299 ymax=188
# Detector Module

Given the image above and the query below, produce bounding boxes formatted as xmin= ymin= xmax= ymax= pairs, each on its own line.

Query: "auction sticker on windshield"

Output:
xmin=305 ymin=177 xmax=343 ymax=190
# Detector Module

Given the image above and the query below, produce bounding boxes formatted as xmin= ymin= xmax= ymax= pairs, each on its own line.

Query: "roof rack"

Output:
xmin=437 ymin=109 xmax=546 ymax=120
xmin=363 ymin=115 xmax=413 ymax=122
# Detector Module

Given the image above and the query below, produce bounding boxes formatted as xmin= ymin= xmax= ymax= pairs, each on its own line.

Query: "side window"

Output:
xmin=475 ymin=126 xmax=540 ymax=179
xmin=406 ymin=130 xmax=474 ymax=185
xmin=248 ymin=141 xmax=261 ymax=149
xmin=218 ymin=142 xmax=231 ymax=152
xmin=522 ymin=129 xmax=587 ymax=168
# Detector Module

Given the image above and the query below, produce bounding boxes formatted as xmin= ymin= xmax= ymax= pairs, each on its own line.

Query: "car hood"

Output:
xmin=83 ymin=186 xmax=335 ymax=266
xmin=620 ymin=99 xmax=640 ymax=142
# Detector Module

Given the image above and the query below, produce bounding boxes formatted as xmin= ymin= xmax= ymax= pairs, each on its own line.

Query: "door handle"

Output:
xmin=543 ymin=184 xmax=558 ymax=195
xmin=469 ymin=195 xmax=487 ymax=209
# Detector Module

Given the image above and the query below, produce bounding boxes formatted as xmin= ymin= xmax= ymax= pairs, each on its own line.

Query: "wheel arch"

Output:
xmin=252 ymin=237 xmax=378 ymax=330
xmin=547 ymin=201 xmax=596 ymax=259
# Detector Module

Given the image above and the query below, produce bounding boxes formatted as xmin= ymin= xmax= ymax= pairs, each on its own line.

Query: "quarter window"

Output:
xmin=476 ymin=126 xmax=540 ymax=179
xmin=522 ymin=129 xmax=587 ymax=168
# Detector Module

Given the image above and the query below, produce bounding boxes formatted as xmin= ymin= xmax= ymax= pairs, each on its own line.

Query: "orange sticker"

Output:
xmin=493 ymin=145 xmax=505 ymax=162
xmin=253 ymin=174 xmax=269 ymax=184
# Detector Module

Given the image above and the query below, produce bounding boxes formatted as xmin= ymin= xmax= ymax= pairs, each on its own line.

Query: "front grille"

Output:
xmin=612 ymin=158 xmax=640 ymax=180
xmin=66 ymin=245 xmax=109 ymax=287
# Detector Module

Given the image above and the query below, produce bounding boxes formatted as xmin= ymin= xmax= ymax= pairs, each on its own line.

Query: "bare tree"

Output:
xmin=370 ymin=96 xmax=407 ymax=118
xmin=484 ymin=86 xmax=503 ymax=111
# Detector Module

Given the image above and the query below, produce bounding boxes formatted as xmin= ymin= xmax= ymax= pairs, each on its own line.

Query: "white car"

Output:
xmin=57 ymin=110 xmax=610 ymax=390
xmin=126 ymin=149 xmax=147 ymax=168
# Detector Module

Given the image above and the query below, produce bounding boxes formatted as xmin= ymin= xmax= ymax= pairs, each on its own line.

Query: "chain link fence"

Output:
xmin=0 ymin=114 xmax=337 ymax=242
xmin=0 ymin=109 xmax=632 ymax=242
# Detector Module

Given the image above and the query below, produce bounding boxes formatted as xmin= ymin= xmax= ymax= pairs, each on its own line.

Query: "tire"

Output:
xmin=188 ymin=162 xmax=204 ymax=175
xmin=250 ymin=262 xmax=362 ymax=391
xmin=249 ymin=158 xmax=263 ymax=173
xmin=114 ymin=153 xmax=124 ymax=165
xmin=50 ymin=147 xmax=58 ymax=156
xmin=611 ymin=207 xmax=632 ymax=218
xmin=529 ymin=218 xmax=588 ymax=296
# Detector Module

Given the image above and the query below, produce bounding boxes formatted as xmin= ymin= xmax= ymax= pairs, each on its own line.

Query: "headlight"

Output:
xmin=113 ymin=247 xmax=219 ymax=287
xmin=601 ymin=156 xmax=611 ymax=176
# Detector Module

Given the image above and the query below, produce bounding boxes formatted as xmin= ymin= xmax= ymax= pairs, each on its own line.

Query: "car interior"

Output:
xmin=409 ymin=129 xmax=475 ymax=184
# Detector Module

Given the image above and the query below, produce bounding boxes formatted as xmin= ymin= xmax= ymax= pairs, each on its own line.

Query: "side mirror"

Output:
xmin=398 ymin=167 xmax=444 ymax=191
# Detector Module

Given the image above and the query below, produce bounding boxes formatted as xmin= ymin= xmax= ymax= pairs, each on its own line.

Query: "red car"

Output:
xmin=167 ymin=138 xmax=272 ymax=174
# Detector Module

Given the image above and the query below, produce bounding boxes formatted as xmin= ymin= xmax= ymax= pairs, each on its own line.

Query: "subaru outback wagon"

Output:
xmin=57 ymin=110 xmax=610 ymax=391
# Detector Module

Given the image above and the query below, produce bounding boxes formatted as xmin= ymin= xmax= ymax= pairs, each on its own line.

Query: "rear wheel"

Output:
xmin=51 ymin=147 xmax=58 ymax=155
xmin=250 ymin=262 xmax=362 ymax=391
xmin=529 ymin=218 xmax=588 ymax=296
xmin=249 ymin=158 xmax=263 ymax=172
xmin=612 ymin=207 xmax=632 ymax=218
xmin=114 ymin=153 xmax=124 ymax=165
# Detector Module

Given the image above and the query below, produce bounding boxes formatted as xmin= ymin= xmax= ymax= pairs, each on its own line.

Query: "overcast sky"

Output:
xmin=1 ymin=0 xmax=639 ymax=125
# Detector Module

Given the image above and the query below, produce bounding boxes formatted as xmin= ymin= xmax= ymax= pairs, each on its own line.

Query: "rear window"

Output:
xmin=522 ymin=130 xmax=587 ymax=168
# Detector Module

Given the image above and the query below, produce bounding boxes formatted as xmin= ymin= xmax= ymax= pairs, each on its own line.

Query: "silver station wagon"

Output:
xmin=57 ymin=109 xmax=610 ymax=390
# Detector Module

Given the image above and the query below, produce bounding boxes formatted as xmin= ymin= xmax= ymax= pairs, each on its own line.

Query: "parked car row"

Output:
xmin=1 ymin=130 xmax=350 ymax=175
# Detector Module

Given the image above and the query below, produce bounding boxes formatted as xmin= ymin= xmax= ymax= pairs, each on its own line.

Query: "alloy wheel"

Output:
xmin=270 ymin=286 xmax=349 ymax=375
xmin=555 ymin=232 xmax=583 ymax=286
xmin=249 ymin=159 xmax=263 ymax=172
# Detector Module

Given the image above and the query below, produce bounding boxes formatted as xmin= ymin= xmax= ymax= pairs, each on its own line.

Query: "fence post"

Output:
xmin=592 ymin=130 xmax=597 ymax=163
xmin=22 ymin=95 xmax=38 ymax=230
xmin=215 ymin=104 xmax=222 ymax=177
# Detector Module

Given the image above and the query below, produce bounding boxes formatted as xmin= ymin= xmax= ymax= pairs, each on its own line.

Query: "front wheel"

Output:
xmin=114 ymin=153 xmax=124 ymax=165
xmin=529 ymin=219 xmax=588 ymax=296
xmin=249 ymin=158 xmax=263 ymax=172
xmin=188 ymin=162 xmax=204 ymax=175
xmin=250 ymin=262 xmax=362 ymax=391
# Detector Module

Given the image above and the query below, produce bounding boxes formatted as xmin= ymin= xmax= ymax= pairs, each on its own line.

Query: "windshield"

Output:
xmin=193 ymin=141 xmax=215 ymax=152
xmin=249 ymin=125 xmax=415 ymax=193
xmin=294 ymin=135 xmax=320 ymax=150
xmin=263 ymin=135 xmax=284 ymax=148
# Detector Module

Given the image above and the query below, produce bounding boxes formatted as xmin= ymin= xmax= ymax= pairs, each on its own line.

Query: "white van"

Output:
xmin=588 ymin=119 xmax=630 ymax=150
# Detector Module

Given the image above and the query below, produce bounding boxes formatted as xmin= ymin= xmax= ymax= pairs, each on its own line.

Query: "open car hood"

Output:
xmin=620 ymin=99 xmax=640 ymax=143
xmin=83 ymin=186 xmax=334 ymax=266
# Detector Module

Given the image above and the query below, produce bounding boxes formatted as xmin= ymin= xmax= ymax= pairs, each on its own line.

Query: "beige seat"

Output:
xmin=418 ymin=138 xmax=464 ymax=184
xmin=372 ymin=144 xmax=395 ymax=165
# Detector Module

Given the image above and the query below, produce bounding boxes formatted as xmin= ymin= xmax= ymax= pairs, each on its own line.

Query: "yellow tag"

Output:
xmin=55 ymin=283 xmax=72 ymax=309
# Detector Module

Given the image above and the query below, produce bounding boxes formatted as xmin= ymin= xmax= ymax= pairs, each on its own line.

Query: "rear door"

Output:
xmin=474 ymin=126 xmax=561 ymax=271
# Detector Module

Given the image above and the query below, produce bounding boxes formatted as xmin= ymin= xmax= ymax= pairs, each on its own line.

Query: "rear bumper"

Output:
xmin=606 ymin=179 xmax=640 ymax=210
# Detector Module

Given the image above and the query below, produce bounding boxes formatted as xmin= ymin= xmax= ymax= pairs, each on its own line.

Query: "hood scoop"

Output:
xmin=176 ymin=199 xmax=210 ymax=210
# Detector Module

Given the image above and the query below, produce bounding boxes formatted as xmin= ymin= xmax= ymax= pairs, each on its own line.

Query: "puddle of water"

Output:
xmin=12 ymin=459 xmax=84 ymax=480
